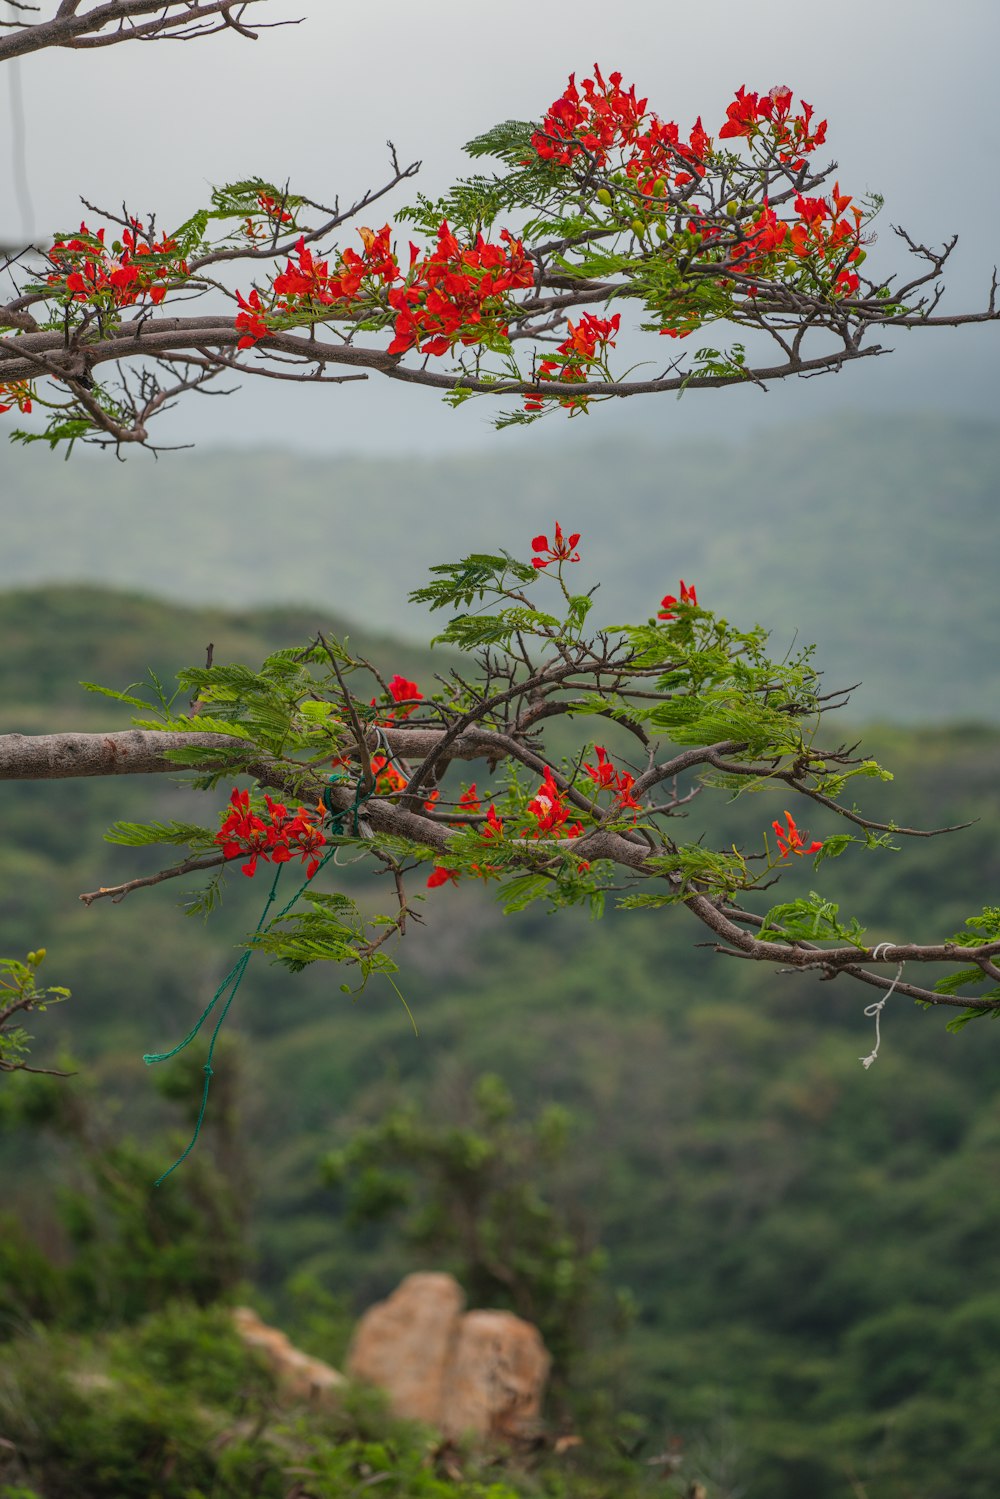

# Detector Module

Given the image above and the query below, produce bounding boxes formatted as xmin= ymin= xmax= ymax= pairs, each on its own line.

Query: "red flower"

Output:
xmin=772 ymin=810 xmax=823 ymax=859
xmin=481 ymin=805 xmax=505 ymax=840
xmin=584 ymin=745 xmax=617 ymax=790
xmin=584 ymin=748 xmax=641 ymax=816
xmin=531 ymin=523 xmax=581 ymax=569
xmin=614 ymin=772 xmax=641 ymax=813
xmin=257 ymin=191 xmax=293 ymax=224
xmin=370 ymin=756 xmax=407 ymax=795
xmin=388 ymin=674 xmax=421 ymax=703
xmin=0 ymin=380 xmax=33 ymax=415
xmin=235 ymin=289 xmax=271 ymax=348
xmin=526 ymin=768 xmax=573 ymax=834
xmin=427 ymin=866 xmax=460 ymax=888
xmin=387 ymin=675 xmax=422 ymax=719
xmin=719 ymin=86 xmax=762 ymax=141
xmin=658 ymin=580 xmax=698 ymax=619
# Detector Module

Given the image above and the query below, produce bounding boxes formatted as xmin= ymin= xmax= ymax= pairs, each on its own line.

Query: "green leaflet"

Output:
xmin=249 ymin=892 xmax=397 ymax=986
xmin=105 ymin=820 xmax=215 ymax=849
xmin=133 ymin=714 xmax=252 ymax=739
xmin=935 ymin=908 xmax=1000 ymax=1026
xmin=759 ymin=893 xmax=868 ymax=949
xmin=432 ymin=608 xmax=560 ymax=650
xmin=409 ymin=552 xmax=538 ymax=612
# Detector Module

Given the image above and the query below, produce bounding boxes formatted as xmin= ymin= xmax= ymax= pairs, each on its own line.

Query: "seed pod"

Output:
xmin=596 ymin=187 xmax=613 ymax=208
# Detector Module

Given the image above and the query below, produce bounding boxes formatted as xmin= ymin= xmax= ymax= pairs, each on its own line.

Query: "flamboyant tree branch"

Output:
xmin=2 ymin=707 xmax=996 ymax=1011
xmin=0 ymin=1 xmax=294 ymax=62
xmin=2 ymin=65 xmax=997 ymax=452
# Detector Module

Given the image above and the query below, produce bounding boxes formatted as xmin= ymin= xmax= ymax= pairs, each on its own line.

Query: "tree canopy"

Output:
xmin=1 ymin=8 xmax=999 ymax=1119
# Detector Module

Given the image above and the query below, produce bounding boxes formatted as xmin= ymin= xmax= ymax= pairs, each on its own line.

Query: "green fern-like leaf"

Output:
xmin=105 ymin=820 xmax=215 ymax=848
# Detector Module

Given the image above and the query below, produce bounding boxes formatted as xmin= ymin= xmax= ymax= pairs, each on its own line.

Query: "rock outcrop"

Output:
xmin=345 ymin=1272 xmax=464 ymax=1426
xmin=346 ymin=1272 xmax=551 ymax=1440
xmin=231 ymin=1305 xmax=346 ymax=1405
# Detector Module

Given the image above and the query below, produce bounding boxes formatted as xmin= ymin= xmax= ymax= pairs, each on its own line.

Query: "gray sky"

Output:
xmin=3 ymin=0 xmax=998 ymax=454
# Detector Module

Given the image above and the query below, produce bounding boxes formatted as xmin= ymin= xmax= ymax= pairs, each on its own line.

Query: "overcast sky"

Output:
xmin=3 ymin=0 xmax=998 ymax=455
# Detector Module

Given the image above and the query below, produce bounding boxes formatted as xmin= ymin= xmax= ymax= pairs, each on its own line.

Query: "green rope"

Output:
xmin=146 ymin=770 xmax=375 ymax=1185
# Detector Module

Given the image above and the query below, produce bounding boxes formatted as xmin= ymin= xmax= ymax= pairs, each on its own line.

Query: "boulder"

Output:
xmin=444 ymin=1308 xmax=551 ymax=1440
xmin=231 ymin=1305 xmax=346 ymax=1405
xmin=346 ymin=1271 xmax=465 ymax=1426
xmin=346 ymin=1272 xmax=551 ymax=1440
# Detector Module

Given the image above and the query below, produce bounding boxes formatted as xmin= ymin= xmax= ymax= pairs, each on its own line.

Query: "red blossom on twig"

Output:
xmin=531 ymin=523 xmax=581 ymax=569
xmin=772 ymin=810 xmax=823 ymax=859
xmin=658 ymin=581 xmax=698 ymax=620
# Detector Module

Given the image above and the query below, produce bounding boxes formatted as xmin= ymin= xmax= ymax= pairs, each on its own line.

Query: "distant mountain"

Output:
xmin=2 ymin=410 xmax=997 ymax=721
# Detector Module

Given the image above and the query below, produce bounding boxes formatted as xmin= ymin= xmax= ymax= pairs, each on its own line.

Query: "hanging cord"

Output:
xmin=146 ymin=770 xmax=376 ymax=1185
xmin=859 ymin=945 xmax=904 ymax=1070
xmin=6 ymin=5 xmax=34 ymax=241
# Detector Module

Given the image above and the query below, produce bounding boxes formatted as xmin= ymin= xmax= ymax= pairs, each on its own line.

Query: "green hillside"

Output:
xmin=3 ymin=587 xmax=1000 ymax=1497
xmin=2 ymin=410 xmax=998 ymax=722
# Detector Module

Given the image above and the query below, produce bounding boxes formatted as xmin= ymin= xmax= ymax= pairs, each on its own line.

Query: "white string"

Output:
xmin=860 ymin=958 xmax=904 ymax=1070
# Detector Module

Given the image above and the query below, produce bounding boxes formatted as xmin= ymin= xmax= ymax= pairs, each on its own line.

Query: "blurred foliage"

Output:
xmin=2 ymin=586 xmax=1000 ymax=1495
xmin=0 ymin=1307 xmax=552 ymax=1499
xmin=0 ymin=948 xmax=70 ymax=1075
xmin=322 ymin=1074 xmax=624 ymax=1393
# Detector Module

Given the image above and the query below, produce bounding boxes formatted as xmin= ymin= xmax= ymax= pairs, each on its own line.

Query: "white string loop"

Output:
xmin=860 ymin=960 xmax=904 ymax=1070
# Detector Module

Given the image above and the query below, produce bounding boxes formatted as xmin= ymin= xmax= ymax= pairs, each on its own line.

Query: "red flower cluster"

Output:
xmin=531 ymin=522 xmax=581 ymax=569
xmin=525 ymin=311 xmax=620 ymax=412
xmin=0 ymin=380 xmax=33 ymax=415
xmin=727 ymin=185 xmax=863 ymax=297
xmin=237 ymin=227 xmax=399 ymax=348
xmin=47 ymin=223 xmax=187 ymax=309
xmin=235 ymin=220 xmax=532 ymax=358
xmin=718 ymin=85 xmax=827 ymax=171
xmin=532 ymin=66 xmax=647 ymax=166
xmin=387 ymin=222 xmax=533 ymax=357
xmin=426 ymin=773 xmax=595 ymax=892
xmin=215 ymin=788 xmax=325 ymax=879
xmin=526 ymin=768 xmax=585 ymax=839
xmin=532 ymin=66 xmax=711 ymax=192
xmin=658 ymin=580 xmax=698 ymax=619
xmin=772 ymin=810 xmax=823 ymax=859
xmin=583 ymin=747 xmax=641 ymax=813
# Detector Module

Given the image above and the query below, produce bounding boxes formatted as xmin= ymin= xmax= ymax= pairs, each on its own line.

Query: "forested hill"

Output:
xmin=3 ymin=586 xmax=1000 ymax=1498
xmin=2 ymin=410 xmax=998 ymax=723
